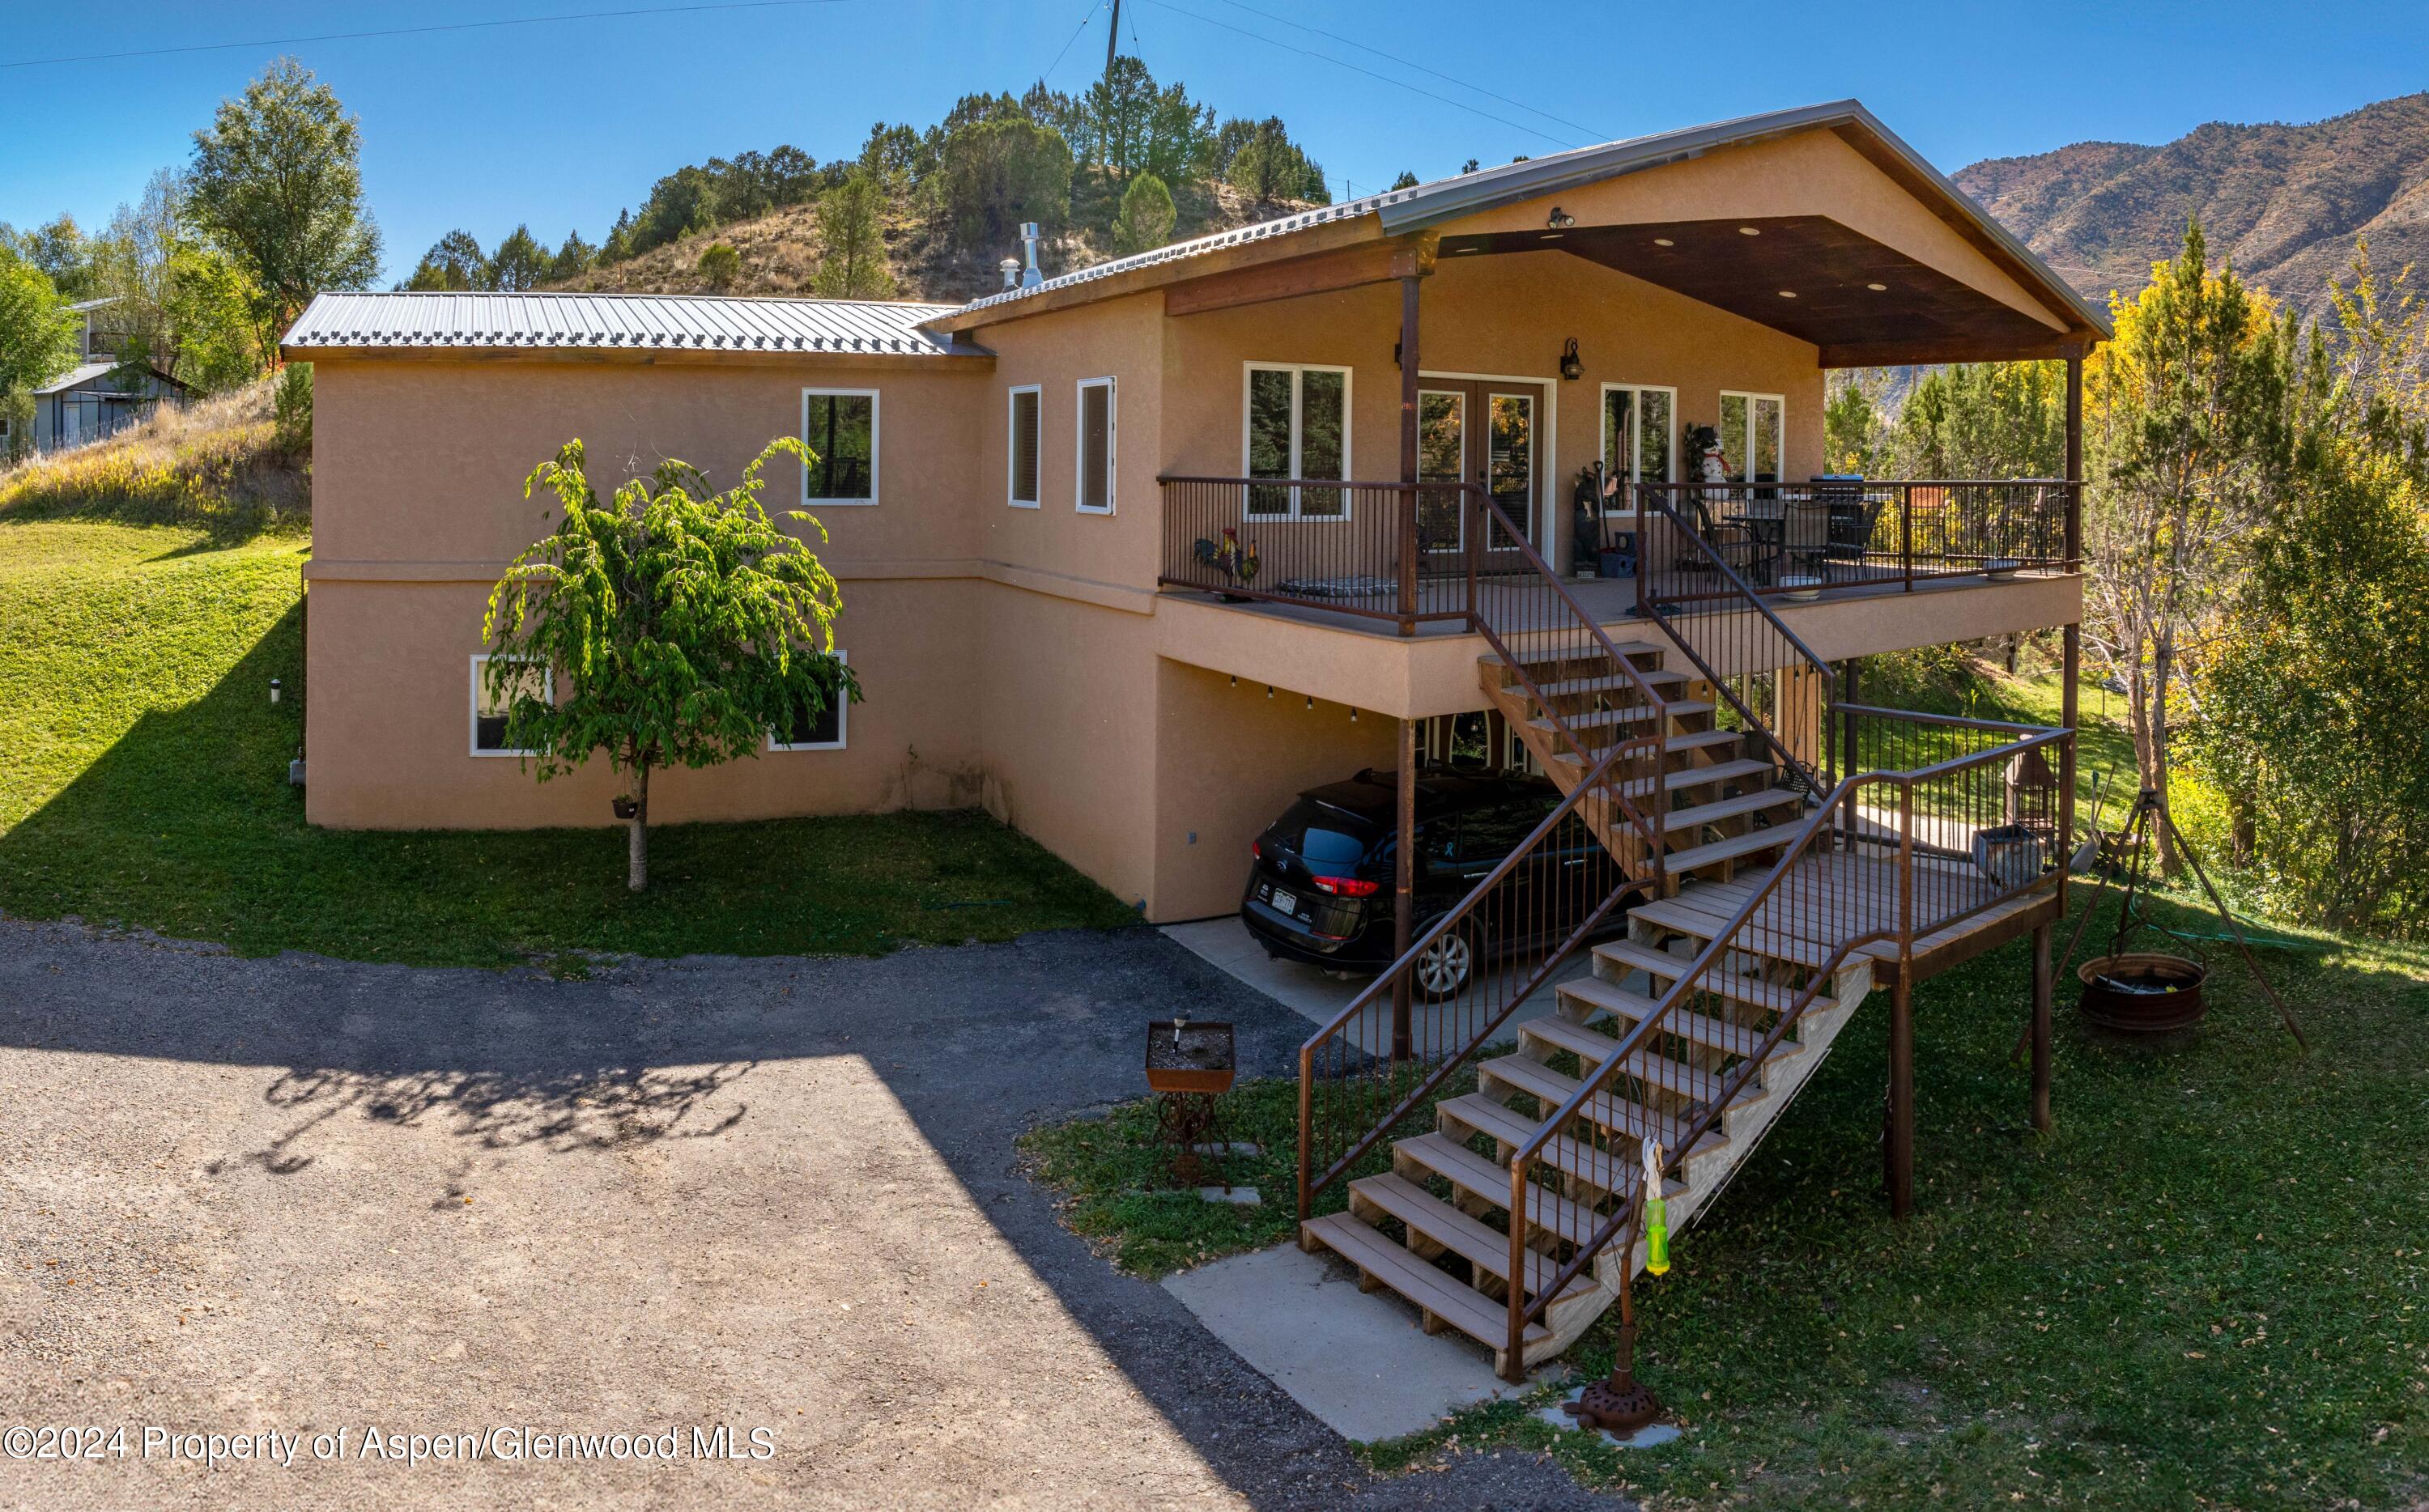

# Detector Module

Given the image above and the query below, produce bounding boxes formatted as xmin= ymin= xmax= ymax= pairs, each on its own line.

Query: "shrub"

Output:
xmin=273 ymin=362 xmax=312 ymax=457
xmin=696 ymin=240 xmax=740 ymax=291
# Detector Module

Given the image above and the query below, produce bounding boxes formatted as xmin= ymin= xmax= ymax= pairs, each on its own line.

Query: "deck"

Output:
xmin=1679 ymin=847 xmax=2061 ymax=985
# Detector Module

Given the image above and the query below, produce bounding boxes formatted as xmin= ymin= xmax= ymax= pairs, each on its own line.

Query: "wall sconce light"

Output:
xmin=1350 ymin=707 xmax=1359 ymax=722
xmin=1559 ymin=338 xmax=1582 ymax=382
xmin=1304 ymin=695 xmax=1314 ymax=711
xmin=269 ymin=677 xmax=282 ymax=705
xmin=1229 ymin=675 xmax=1237 ymax=688
xmin=1546 ymin=207 xmax=1577 ymax=229
xmin=1266 ymin=686 xmax=1274 ymax=699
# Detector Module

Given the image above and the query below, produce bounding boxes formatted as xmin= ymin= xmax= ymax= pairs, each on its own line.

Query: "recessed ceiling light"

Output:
xmin=1738 ymin=226 xmax=1761 ymax=236
xmin=1653 ymin=237 xmax=1674 ymax=247
xmin=1777 ymin=290 xmax=1797 ymax=299
xmin=1866 ymin=282 xmax=1888 ymax=291
xmin=1542 ymin=231 xmax=1564 ymax=240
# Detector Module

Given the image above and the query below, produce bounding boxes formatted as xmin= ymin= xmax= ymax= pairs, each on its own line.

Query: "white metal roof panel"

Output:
xmin=281 ymin=291 xmax=982 ymax=356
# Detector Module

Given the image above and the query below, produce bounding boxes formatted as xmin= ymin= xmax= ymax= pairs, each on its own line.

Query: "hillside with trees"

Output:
xmin=1955 ymin=91 xmax=2429 ymax=319
xmin=398 ymin=60 xmax=1344 ymax=305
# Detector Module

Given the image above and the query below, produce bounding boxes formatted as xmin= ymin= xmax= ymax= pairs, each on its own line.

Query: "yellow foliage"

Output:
xmin=0 ymin=379 xmax=306 ymax=534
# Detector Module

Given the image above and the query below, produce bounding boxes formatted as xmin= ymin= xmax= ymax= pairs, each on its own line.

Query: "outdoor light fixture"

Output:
xmin=1738 ymin=225 xmax=1761 ymax=236
xmin=1229 ymin=674 xmax=1237 ymax=688
xmin=1546 ymin=207 xmax=1577 ymax=229
xmin=1777 ymin=290 xmax=1797 ymax=299
xmin=269 ymin=678 xmax=282 ymax=704
xmin=1653 ymin=237 xmax=1674 ymax=247
xmin=1304 ymin=695 xmax=1314 ymax=711
xmin=1266 ymin=686 xmax=1274 ymax=699
xmin=1559 ymin=338 xmax=1583 ymax=381
xmin=1866 ymin=282 xmax=1888 ymax=291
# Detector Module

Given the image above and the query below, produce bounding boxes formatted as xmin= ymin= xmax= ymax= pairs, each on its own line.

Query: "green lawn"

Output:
xmin=1030 ymin=903 xmax=2429 ymax=1508
xmin=0 ymin=518 xmax=1137 ymax=965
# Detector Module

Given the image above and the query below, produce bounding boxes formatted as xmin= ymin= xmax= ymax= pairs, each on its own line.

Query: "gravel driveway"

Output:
xmin=0 ymin=918 xmax=1617 ymax=1510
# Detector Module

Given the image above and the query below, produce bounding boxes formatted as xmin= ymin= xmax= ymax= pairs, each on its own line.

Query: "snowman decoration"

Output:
xmin=1698 ymin=438 xmax=1732 ymax=486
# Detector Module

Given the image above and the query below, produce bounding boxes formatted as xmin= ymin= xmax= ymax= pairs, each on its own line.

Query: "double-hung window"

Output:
xmin=802 ymin=389 xmax=878 ymax=506
xmin=470 ymin=654 xmax=551 ymax=757
xmin=1075 ymin=376 xmax=1116 ymax=514
xmin=1006 ymin=385 xmax=1042 ymax=508
xmin=1717 ymin=391 xmax=1785 ymax=485
xmin=1244 ymin=363 xmax=1350 ymax=519
xmin=768 ymin=650 xmax=849 ymax=751
xmin=1600 ymin=384 xmax=1675 ymax=512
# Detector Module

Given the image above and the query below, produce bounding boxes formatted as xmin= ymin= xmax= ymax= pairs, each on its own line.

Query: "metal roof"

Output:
xmin=951 ymin=100 xmax=2109 ymax=339
xmin=35 ymin=360 xmax=121 ymax=395
xmin=282 ymin=291 xmax=983 ymax=357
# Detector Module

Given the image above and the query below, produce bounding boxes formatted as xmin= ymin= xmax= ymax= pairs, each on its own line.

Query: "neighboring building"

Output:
xmin=284 ymin=100 xmax=2102 ymax=925
xmin=26 ymin=298 xmax=188 ymax=452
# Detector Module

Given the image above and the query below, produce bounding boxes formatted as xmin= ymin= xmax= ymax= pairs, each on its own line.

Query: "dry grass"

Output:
xmin=0 ymin=380 xmax=307 ymax=537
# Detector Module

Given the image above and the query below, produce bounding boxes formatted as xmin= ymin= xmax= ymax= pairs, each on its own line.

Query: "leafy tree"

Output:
xmin=1389 ymin=171 xmax=1420 ymax=191
xmin=810 ymin=173 xmax=895 ymax=299
xmin=0 ymin=250 xmax=79 ymax=398
xmin=483 ymin=438 xmax=859 ymax=891
xmin=1225 ymin=117 xmax=1326 ymax=204
xmin=161 ymin=239 xmax=263 ymax=390
xmin=1823 ymin=369 xmax=1889 ymax=474
xmin=1889 ymin=361 xmax=2065 ymax=478
xmin=2084 ymin=221 xmax=2291 ymax=872
xmin=489 ymin=225 xmax=549 ymax=291
xmin=1112 ymin=171 xmax=1176 ymax=256
xmin=185 ymin=57 xmax=381 ymax=355
xmin=403 ymin=230 xmax=491 ymax=291
xmin=547 ymin=231 xmax=598 ymax=284
xmin=934 ymin=114 xmax=1074 ymax=253
xmin=696 ymin=240 xmax=741 ymax=291
xmin=858 ymin=121 xmax=932 ymax=188
xmin=1082 ymin=57 xmax=1212 ymax=192
xmin=600 ymin=210 xmax=636 ymax=265
xmin=274 ymin=361 xmax=313 ymax=457
xmin=2 ymin=214 xmax=96 ymax=299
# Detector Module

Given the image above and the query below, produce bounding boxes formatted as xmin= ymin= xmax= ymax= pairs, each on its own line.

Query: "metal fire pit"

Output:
xmin=1146 ymin=1019 xmax=1235 ymax=1190
xmin=2078 ymin=953 xmax=2209 ymax=1034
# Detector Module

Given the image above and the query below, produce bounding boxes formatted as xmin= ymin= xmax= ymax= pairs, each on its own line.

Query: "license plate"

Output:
xmin=1270 ymin=888 xmax=1299 ymax=916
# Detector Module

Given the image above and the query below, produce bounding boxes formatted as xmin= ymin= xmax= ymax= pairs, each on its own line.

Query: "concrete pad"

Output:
xmin=1534 ymin=1389 xmax=1683 ymax=1446
xmin=1163 ymin=1240 xmax=1557 ymax=1442
xmin=1197 ymin=1185 xmax=1263 ymax=1205
xmin=1160 ymin=916 xmax=1595 ymax=1053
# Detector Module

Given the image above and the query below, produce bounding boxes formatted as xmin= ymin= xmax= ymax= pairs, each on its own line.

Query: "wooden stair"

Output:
xmin=1297 ymin=639 xmax=1870 ymax=1376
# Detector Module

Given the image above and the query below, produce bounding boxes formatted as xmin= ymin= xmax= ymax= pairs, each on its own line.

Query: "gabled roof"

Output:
xmin=36 ymin=358 xmax=191 ymax=396
xmin=948 ymin=100 xmax=2109 ymax=342
xmin=281 ymin=291 xmax=987 ymax=358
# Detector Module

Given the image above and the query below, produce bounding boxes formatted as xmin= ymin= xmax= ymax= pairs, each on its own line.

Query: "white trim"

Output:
xmin=1005 ymin=384 xmax=1042 ymax=508
xmin=1717 ymin=389 xmax=1787 ymax=483
xmin=768 ymin=649 xmax=849 ymax=752
xmin=469 ymin=653 xmax=551 ymax=758
xmin=1074 ymin=376 xmax=1117 ymax=515
xmin=801 ymin=387 xmax=880 ymax=507
xmin=1240 ymin=361 xmax=1354 ymax=521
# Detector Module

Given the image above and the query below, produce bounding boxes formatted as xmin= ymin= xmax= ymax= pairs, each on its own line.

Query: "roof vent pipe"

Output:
xmin=1000 ymin=257 xmax=1022 ymax=291
xmin=1019 ymin=223 xmax=1044 ymax=288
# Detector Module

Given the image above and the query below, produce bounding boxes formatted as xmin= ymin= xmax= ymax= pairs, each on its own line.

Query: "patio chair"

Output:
xmin=1672 ymin=494 xmax=1767 ymax=582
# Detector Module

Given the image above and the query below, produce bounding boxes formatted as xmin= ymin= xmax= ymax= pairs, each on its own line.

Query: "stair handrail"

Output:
xmin=1295 ymin=732 xmax=1656 ymax=1214
xmin=1637 ymin=491 xmax=1840 ymax=798
xmin=1500 ymin=722 xmax=2073 ymax=1380
xmin=1467 ymin=489 xmax=1674 ymax=862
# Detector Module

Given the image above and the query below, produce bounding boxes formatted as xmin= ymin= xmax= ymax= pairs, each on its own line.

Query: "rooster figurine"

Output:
xmin=1236 ymin=537 xmax=1259 ymax=587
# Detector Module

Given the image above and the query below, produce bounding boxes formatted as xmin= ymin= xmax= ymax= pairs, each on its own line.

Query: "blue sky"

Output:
xmin=3 ymin=0 xmax=2425 ymax=283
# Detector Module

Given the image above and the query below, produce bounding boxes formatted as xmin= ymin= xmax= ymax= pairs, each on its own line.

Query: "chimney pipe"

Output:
xmin=999 ymin=257 xmax=1021 ymax=291
xmin=1019 ymin=223 xmax=1044 ymax=288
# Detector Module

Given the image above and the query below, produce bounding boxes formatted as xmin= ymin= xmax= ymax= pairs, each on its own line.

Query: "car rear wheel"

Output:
xmin=1414 ymin=920 xmax=1476 ymax=997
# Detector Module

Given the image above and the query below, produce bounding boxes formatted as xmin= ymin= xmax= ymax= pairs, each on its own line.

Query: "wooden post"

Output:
xmin=1393 ymin=715 xmax=1416 ymax=1063
xmin=1887 ymin=975 xmax=1914 ymax=1218
xmin=2030 ymin=920 xmax=2053 ymax=1132
xmin=1397 ymin=273 xmax=1423 ymax=637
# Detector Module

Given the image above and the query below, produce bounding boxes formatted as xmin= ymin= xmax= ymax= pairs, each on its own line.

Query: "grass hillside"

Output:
xmin=558 ymin=179 xmax=1313 ymax=304
xmin=0 ymin=516 xmax=1134 ymax=966
xmin=0 ymin=380 xmax=307 ymax=537
xmin=1956 ymin=91 xmax=2429 ymax=316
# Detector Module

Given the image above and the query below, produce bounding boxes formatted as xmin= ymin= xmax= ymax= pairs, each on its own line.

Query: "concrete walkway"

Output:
xmin=0 ymin=917 xmax=1618 ymax=1511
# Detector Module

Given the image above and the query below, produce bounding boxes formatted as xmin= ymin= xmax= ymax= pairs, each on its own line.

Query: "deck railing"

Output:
xmin=1631 ymin=480 xmax=2077 ymax=600
xmin=1157 ymin=476 xmax=1481 ymax=634
xmin=1499 ymin=716 xmax=2073 ymax=1380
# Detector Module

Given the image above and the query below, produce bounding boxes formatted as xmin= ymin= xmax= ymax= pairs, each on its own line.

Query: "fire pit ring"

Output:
xmin=2077 ymin=952 xmax=2209 ymax=1034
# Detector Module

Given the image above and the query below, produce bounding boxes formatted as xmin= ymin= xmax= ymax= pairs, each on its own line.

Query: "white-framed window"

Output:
xmin=802 ymin=389 xmax=878 ymax=506
xmin=768 ymin=650 xmax=849 ymax=752
xmin=1075 ymin=376 xmax=1116 ymax=514
xmin=1006 ymin=384 xmax=1042 ymax=508
xmin=1243 ymin=362 xmax=1351 ymax=520
xmin=1600 ymin=383 xmax=1675 ymax=511
xmin=470 ymin=653 xmax=551 ymax=758
xmin=1717 ymin=391 xmax=1785 ymax=485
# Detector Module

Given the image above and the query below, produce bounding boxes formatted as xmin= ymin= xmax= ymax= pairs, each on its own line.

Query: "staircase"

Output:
xmin=1300 ymin=642 xmax=1870 ymax=1375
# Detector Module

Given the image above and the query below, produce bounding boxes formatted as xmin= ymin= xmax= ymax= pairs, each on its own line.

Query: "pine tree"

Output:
xmin=1112 ymin=172 xmax=1176 ymax=256
xmin=810 ymin=173 xmax=896 ymax=299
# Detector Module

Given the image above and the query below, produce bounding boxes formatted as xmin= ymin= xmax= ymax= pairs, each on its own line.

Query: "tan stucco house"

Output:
xmin=285 ymin=100 xmax=2100 ymax=927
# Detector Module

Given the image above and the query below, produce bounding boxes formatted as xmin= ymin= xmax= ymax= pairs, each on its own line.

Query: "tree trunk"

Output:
xmin=627 ymin=760 xmax=649 ymax=893
xmin=2150 ymin=638 xmax=2179 ymax=877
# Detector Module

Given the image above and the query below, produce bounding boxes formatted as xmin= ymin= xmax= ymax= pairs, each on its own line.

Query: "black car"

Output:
xmin=1240 ymin=766 xmax=1626 ymax=993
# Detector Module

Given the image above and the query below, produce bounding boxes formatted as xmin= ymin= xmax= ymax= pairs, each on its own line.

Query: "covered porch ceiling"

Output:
xmin=1438 ymin=216 xmax=2091 ymax=367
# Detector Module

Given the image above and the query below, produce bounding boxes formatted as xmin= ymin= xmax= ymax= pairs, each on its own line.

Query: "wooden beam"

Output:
xmin=1165 ymin=234 xmax=1436 ymax=317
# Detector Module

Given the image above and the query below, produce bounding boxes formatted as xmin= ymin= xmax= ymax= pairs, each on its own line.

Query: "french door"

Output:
xmin=1415 ymin=377 xmax=1543 ymax=560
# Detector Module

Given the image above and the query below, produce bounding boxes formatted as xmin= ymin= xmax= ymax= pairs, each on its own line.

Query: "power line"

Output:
xmin=1132 ymin=0 xmax=1576 ymax=151
xmin=1202 ymin=0 xmax=1609 ymax=142
xmin=1039 ymin=0 xmax=1105 ymax=83
xmin=0 ymin=0 xmax=853 ymax=70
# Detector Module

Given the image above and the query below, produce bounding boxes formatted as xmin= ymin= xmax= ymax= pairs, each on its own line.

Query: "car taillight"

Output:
xmin=1251 ymin=839 xmax=1262 ymax=860
xmin=1311 ymin=876 xmax=1380 ymax=897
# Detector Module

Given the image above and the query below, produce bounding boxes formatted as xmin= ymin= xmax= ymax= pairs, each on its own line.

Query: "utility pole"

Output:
xmin=1104 ymin=0 xmax=1121 ymax=77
